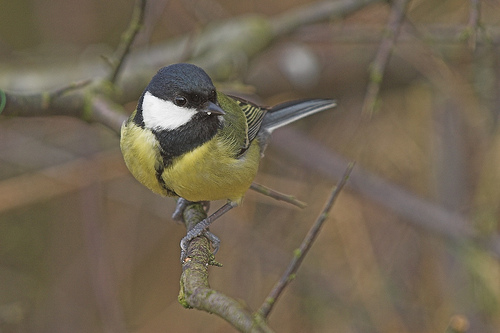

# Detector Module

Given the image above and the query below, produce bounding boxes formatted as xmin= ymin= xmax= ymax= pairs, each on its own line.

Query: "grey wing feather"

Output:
xmin=262 ymin=99 xmax=336 ymax=133
xmin=229 ymin=95 xmax=268 ymax=144
xmin=229 ymin=96 xmax=336 ymax=156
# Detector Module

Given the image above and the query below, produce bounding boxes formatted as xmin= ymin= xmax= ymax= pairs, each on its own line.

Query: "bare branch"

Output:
xmin=0 ymin=0 xmax=369 ymax=140
xmin=0 ymin=0 xmax=381 ymax=135
xmin=2 ymin=86 xmax=85 ymax=118
xmin=464 ymin=0 xmax=481 ymax=50
xmin=257 ymin=162 xmax=355 ymax=319
xmin=1 ymin=0 xmax=381 ymax=94
xmin=1 ymin=82 xmax=126 ymax=134
xmin=178 ymin=203 xmax=275 ymax=333
xmin=468 ymin=0 xmax=480 ymax=30
xmin=362 ymin=0 xmax=411 ymax=117
xmin=271 ymin=0 xmax=384 ymax=36
xmin=250 ymin=182 xmax=307 ymax=208
xmin=272 ymin=128 xmax=500 ymax=259
xmin=50 ymin=79 xmax=92 ymax=99
xmin=177 ymin=167 xmax=354 ymax=330
xmin=89 ymin=95 xmax=128 ymax=135
xmin=108 ymin=0 xmax=147 ymax=83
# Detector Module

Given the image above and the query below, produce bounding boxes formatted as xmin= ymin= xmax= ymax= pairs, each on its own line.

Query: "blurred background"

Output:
xmin=1 ymin=0 xmax=500 ymax=332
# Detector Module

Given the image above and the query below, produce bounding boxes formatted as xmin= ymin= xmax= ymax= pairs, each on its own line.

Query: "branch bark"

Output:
xmin=107 ymin=0 xmax=147 ymax=83
xmin=2 ymin=83 xmax=127 ymax=135
xmin=178 ymin=203 xmax=275 ymax=333
xmin=258 ymin=163 xmax=355 ymax=319
xmin=362 ymin=0 xmax=410 ymax=116
xmin=271 ymin=128 xmax=500 ymax=260
xmin=179 ymin=166 xmax=353 ymax=332
xmin=4 ymin=0 xmax=498 ymax=331
xmin=0 ymin=0 xmax=382 ymax=99
xmin=1 ymin=0 xmax=376 ymax=137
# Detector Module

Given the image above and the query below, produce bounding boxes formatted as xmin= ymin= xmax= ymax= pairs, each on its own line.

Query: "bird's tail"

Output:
xmin=261 ymin=99 xmax=336 ymax=133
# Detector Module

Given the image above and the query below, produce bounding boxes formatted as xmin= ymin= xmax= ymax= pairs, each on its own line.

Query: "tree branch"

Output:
xmin=250 ymin=182 xmax=307 ymax=209
xmin=1 ymin=0 xmax=375 ymax=136
xmin=362 ymin=0 xmax=411 ymax=117
xmin=271 ymin=0 xmax=384 ymax=36
xmin=272 ymin=128 xmax=500 ymax=260
xmin=1 ymin=0 xmax=380 ymax=93
xmin=1 ymin=82 xmax=127 ymax=134
xmin=178 ymin=162 xmax=354 ymax=331
xmin=178 ymin=203 xmax=275 ymax=333
xmin=2 ymin=85 xmax=86 ymax=118
xmin=107 ymin=0 xmax=147 ymax=83
xmin=5 ymin=0 xmax=496 ymax=331
xmin=89 ymin=95 xmax=128 ymax=135
xmin=257 ymin=162 xmax=355 ymax=319
xmin=462 ymin=0 xmax=482 ymax=50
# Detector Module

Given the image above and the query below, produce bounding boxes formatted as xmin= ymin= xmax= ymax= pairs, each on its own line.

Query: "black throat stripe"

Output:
xmin=153 ymin=113 xmax=221 ymax=167
xmin=154 ymin=161 xmax=178 ymax=196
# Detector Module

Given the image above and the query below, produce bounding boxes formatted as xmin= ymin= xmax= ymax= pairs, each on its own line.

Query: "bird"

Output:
xmin=120 ymin=63 xmax=336 ymax=261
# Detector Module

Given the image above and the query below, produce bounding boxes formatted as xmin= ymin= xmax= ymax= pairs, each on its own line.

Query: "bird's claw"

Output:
xmin=177 ymin=200 xmax=234 ymax=263
xmin=180 ymin=227 xmax=220 ymax=263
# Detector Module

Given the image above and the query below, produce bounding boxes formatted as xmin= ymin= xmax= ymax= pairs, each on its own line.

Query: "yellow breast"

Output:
xmin=121 ymin=120 xmax=260 ymax=203
xmin=163 ymin=136 xmax=260 ymax=203
xmin=120 ymin=122 xmax=168 ymax=196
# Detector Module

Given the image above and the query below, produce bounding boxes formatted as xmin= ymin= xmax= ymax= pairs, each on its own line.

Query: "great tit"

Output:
xmin=120 ymin=63 xmax=336 ymax=260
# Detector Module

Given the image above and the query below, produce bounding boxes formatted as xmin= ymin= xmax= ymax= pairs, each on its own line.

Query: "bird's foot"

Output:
xmin=180 ymin=226 xmax=220 ymax=263
xmin=179 ymin=201 xmax=237 ymax=263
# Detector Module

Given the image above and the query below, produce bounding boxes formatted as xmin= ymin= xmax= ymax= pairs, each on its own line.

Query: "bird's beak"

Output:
xmin=202 ymin=101 xmax=225 ymax=116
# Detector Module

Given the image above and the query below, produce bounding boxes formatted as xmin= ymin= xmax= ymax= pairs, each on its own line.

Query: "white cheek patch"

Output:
xmin=141 ymin=91 xmax=197 ymax=131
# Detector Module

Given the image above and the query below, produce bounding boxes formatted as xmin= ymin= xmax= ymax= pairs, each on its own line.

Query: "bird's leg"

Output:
xmin=173 ymin=197 xmax=222 ymax=262
xmin=180 ymin=201 xmax=237 ymax=262
xmin=172 ymin=198 xmax=210 ymax=221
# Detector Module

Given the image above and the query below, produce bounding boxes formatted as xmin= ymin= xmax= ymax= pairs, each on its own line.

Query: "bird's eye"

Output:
xmin=174 ymin=96 xmax=187 ymax=107
xmin=191 ymin=95 xmax=200 ymax=104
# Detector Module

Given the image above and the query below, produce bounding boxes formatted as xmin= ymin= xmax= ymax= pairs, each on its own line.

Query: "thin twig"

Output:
xmin=362 ymin=0 xmax=410 ymax=117
xmin=250 ymin=182 xmax=307 ymax=209
xmin=257 ymin=162 xmax=355 ymax=319
xmin=271 ymin=0 xmax=384 ymax=37
xmin=467 ymin=0 xmax=481 ymax=49
xmin=271 ymin=128 xmax=500 ymax=259
xmin=108 ymin=0 xmax=147 ymax=83
xmin=459 ymin=0 xmax=487 ymax=50
xmin=89 ymin=95 xmax=128 ymax=135
xmin=49 ymin=79 xmax=92 ymax=99
xmin=468 ymin=0 xmax=480 ymax=31
xmin=1 ymin=0 xmax=381 ymax=97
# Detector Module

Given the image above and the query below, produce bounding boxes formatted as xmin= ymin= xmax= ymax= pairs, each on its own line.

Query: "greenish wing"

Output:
xmin=229 ymin=95 xmax=267 ymax=144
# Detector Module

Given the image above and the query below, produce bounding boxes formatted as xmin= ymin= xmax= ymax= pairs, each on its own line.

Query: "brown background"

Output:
xmin=1 ymin=0 xmax=499 ymax=332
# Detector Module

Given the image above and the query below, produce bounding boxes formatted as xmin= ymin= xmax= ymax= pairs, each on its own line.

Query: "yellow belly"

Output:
xmin=163 ymin=137 xmax=260 ymax=203
xmin=121 ymin=123 xmax=168 ymax=196
xmin=121 ymin=122 xmax=260 ymax=203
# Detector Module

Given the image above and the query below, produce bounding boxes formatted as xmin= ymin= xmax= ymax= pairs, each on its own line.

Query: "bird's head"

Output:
xmin=135 ymin=63 xmax=225 ymax=130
